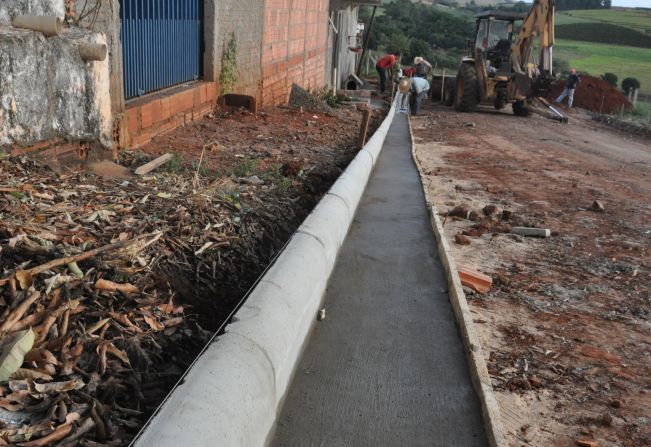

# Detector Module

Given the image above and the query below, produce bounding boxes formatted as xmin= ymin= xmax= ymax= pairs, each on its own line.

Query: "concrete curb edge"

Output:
xmin=133 ymin=99 xmax=398 ymax=447
xmin=407 ymin=117 xmax=508 ymax=447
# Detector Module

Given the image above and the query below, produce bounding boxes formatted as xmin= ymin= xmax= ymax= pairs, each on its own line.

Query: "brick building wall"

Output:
xmin=261 ymin=0 xmax=329 ymax=107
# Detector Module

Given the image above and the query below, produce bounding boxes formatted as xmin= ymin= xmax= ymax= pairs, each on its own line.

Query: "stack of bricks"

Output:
xmin=261 ymin=0 xmax=328 ymax=107
xmin=125 ymin=82 xmax=218 ymax=148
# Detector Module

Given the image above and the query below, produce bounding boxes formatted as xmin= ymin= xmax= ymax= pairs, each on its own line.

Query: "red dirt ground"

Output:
xmin=412 ymin=102 xmax=650 ymax=447
xmin=549 ymin=74 xmax=632 ymax=114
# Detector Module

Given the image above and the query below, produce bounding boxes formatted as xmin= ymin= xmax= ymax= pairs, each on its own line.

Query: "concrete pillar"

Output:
xmin=203 ymin=0 xmax=217 ymax=82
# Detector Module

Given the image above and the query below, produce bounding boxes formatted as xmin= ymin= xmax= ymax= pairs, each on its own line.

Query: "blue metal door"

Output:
xmin=120 ymin=0 xmax=203 ymax=99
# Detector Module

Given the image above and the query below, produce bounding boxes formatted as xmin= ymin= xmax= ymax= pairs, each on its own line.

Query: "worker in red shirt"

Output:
xmin=375 ymin=51 xmax=401 ymax=94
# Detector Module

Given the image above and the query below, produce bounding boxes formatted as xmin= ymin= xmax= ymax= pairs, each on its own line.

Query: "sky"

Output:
xmin=521 ymin=0 xmax=649 ymax=5
xmin=610 ymin=0 xmax=649 ymax=6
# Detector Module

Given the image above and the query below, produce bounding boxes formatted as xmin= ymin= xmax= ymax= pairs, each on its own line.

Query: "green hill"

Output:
xmin=553 ymin=8 xmax=651 ymax=94
xmin=554 ymin=41 xmax=651 ymax=95
xmin=556 ymin=8 xmax=651 ymax=34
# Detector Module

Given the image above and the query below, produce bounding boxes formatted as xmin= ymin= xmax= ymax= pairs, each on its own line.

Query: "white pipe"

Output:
xmin=78 ymin=42 xmax=108 ymax=62
xmin=12 ymin=15 xmax=62 ymax=37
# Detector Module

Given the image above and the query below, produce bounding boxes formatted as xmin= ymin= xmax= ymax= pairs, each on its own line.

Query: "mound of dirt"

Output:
xmin=549 ymin=74 xmax=631 ymax=114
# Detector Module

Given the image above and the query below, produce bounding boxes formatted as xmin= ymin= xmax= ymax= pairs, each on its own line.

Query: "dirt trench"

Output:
xmin=412 ymin=103 xmax=650 ymax=447
xmin=0 ymin=102 xmax=384 ymax=445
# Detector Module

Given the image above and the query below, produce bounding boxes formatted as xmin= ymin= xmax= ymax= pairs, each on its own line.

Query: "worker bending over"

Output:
xmin=410 ymin=76 xmax=429 ymax=116
xmin=397 ymin=77 xmax=412 ymax=113
xmin=555 ymin=68 xmax=581 ymax=109
xmin=375 ymin=52 xmax=401 ymax=94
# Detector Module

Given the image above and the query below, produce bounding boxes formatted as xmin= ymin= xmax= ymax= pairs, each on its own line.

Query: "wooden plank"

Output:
xmin=134 ymin=153 xmax=173 ymax=175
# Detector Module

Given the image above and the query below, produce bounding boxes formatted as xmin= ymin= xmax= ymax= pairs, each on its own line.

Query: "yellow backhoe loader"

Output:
xmin=454 ymin=0 xmax=563 ymax=119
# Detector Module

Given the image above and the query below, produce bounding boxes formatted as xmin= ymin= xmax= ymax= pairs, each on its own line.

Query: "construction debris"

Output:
xmin=454 ymin=233 xmax=471 ymax=245
xmin=589 ymin=200 xmax=605 ymax=212
xmin=511 ymin=227 xmax=551 ymax=238
xmin=134 ymin=153 xmax=173 ymax=175
xmin=458 ymin=266 xmax=492 ymax=294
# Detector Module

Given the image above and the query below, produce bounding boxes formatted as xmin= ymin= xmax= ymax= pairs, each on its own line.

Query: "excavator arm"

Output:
xmin=511 ymin=0 xmax=556 ymax=77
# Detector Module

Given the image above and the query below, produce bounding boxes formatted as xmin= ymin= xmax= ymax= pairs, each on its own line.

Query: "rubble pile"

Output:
xmin=549 ymin=74 xmax=632 ymax=114
xmin=0 ymin=154 xmax=305 ymax=445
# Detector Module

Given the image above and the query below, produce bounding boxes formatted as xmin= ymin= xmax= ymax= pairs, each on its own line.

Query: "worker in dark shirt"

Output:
xmin=555 ymin=68 xmax=581 ymax=108
xmin=413 ymin=57 xmax=432 ymax=78
xmin=375 ymin=52 xmax=401 ymax=94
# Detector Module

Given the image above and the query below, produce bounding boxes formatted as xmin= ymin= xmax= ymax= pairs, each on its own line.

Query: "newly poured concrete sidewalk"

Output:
xmin=272 ymin=114 xmax=487 ymax=446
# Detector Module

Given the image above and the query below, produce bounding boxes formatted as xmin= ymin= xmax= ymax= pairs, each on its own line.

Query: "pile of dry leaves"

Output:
xmin=0 ymin=153 xmax=306 ymax=445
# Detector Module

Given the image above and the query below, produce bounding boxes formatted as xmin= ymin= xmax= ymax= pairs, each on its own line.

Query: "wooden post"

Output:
xmin=440 ymin=68 xmax=446 ymax=104
xmin=357 ymin=109 xmax=372 ymax=149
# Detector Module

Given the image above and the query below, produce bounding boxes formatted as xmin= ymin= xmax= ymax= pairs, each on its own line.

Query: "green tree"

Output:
xmin=622 ymin=77 xmax=641 ymax=93
xmin=601 ymin=72 xmax=618 ymax=87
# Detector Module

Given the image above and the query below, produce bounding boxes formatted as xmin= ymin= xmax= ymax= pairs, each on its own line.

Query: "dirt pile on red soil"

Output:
xmin=549 ymin=74 xmax=631 ymax=114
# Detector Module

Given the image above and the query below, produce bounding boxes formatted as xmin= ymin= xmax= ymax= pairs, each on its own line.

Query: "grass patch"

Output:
xmin=554 ymin=40 xmax=651 ymax=95
xmin=557 ymin=9 xmax=651 ymax=34
xmin=163 ymin=152 xmax=183 ymax=174
xmin=232 ymin=157 xmax=260 ymax=177
xmin=556 ymin=23 xmax=651 ymax=49
xmin=262 ymin=167 xmax=293 ymax=195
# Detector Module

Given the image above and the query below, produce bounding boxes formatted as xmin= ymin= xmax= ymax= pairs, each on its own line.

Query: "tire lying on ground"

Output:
xmin=455 ymin=63 xmax=479 ymax=112
xmin=512 ymin=100 xmax=531 ymax=117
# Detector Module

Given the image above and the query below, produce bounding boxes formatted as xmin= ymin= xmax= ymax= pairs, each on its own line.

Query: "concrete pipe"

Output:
xmin=12 ymin=15 xmax=63 ymax=37
xmin=78 ymin=42 xmax=108 ymax=62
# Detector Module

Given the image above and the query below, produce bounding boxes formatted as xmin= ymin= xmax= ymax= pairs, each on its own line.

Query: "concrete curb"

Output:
xmin=133 ymin=99 xmax=397 ymax=447
xmin=407 ymin=118 xmax=508 ymax=447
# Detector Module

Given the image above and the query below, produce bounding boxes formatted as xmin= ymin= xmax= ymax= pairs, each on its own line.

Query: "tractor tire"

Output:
xmin=454 ymin=63 xmax=479 ymax=112
xmin=512 ymin=100 xmax=531 ymax=117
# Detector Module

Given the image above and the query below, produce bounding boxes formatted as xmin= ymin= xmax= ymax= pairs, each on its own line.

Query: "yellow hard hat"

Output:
xmin=398 ymin=77 xmax=411 ymax=93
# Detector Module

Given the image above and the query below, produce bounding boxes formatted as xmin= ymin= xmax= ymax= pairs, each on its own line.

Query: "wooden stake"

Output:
xmin=357 ymin=109 xmax=372 ymax=149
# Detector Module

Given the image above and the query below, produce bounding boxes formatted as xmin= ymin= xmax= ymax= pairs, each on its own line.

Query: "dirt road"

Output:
xmin=411 ymin=103 xmax=650 ymax=447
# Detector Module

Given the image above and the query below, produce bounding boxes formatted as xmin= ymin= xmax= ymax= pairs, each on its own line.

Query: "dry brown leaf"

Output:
xmin=143 ymin=315 xmax=164 ymax=331
xmin=14 ymin=270 xmax=33 ymax=290
xmin=0 ymin=291 xmax=41 ymax=333
xmin=86 ymin=318 xmax=111 ymax=336
xmin=0 ymin=390 xmax=31 ymax=411
xmin=97 ymin=343 xmax=107 ymax=376
xmin=16 ymin=421 xmax=74 ymax=446
xmin=162 ymin=317 xmax=183 ymax=328
xmin=105 ymin=343 xmax=130 ymax=366
xmin=109 ymin=312 xmax=142 ymax=333
xmin=95 ymin=279 xmax=139 ymax=294
xmin=24 ymin=349 xmax=58 ymax=367
xmin=0 ymin=329 xmax=35 ymax=382
xmin=10 ymin=368 xmax=53 ymax=382
xmin=33 ymin=377 xmax=85 ymax=394
xmin=0 ymin=421 xmax=53 ymax=443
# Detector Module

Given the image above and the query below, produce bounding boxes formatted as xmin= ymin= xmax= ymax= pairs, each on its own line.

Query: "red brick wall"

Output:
xmin=261 ymin=0 xmax=329 ymax=107
xmin=125 ymin=82 xmax=218 ymax=148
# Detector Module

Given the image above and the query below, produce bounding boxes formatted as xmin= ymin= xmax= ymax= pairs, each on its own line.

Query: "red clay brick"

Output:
xmin=140 ymin=103 xmax=154 ymax=129
xmin=126 ymin=106 xmax=140 ymax=134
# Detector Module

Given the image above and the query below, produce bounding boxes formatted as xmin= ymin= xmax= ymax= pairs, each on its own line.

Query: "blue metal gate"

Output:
xmin=120 ymin=0 xmax=203 ymax=99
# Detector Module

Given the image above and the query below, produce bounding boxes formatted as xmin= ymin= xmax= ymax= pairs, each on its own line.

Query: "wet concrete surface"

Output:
xmin=272 ymin=114 xmax=487 ymax=446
